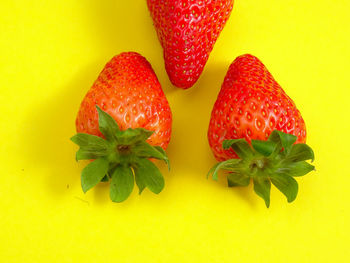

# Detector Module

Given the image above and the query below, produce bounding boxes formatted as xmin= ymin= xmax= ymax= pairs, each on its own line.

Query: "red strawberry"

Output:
xmin=209 ymin=54 xmax=307 ymax=161
xmin=147 ymin=0 xmax=234 ymax=89
xmin=71 ymin=52 xmax=172 ymax=202
xmin=208 ymin=54 xmax=315 ymax=207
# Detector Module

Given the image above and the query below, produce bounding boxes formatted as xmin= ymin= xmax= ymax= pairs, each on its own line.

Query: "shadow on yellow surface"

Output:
xmin=166 ymin=64 xmax=228 ymax=174
xmin=20 ymin=63 xmax=98 ymax=198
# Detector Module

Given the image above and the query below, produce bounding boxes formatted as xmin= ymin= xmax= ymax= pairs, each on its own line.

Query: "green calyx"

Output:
xmin=208 ymin=130 xmax=315 ymax=208
xmin=71 ymin=106 xmax=169 ymax=203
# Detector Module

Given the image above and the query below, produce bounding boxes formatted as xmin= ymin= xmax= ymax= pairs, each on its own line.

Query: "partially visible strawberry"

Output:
xmin=208 ymin=54 xmax=315 ymax=207
xmin=147 ymin=0 xmax=234 ymax=89
xmin=71 ymin=52 xmax=172 ymax=202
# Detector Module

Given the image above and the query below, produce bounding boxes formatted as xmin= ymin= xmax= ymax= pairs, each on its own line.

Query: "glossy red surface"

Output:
xmin=76 ymin=52 xmax=172 ymax=150
xmin=208 ymin=54 xmax=306 ymax=161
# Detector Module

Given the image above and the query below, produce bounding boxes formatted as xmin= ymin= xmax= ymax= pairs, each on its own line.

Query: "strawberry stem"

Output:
xmin=208 ymin=130 xmax=315 ymax=207
xmin=71 ymin=106 xmax=169 ymax=202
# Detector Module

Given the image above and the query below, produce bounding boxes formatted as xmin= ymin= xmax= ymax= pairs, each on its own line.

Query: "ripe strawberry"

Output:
xmin=208 ymin=54 xmax=307 ymax=161
xmin=147 ymin=0 xmax=234 ymax=89
xmin=71 ymin=52 xmax=172 ymax=202
xmin=208 ymin=54 xmax=315 ymax=207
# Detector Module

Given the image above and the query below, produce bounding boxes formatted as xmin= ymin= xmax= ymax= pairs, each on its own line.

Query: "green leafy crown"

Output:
xmin=208 ymin=130 xmax=315 ymax=207
xmin=71 ymin=106 xmax=169 ymax=202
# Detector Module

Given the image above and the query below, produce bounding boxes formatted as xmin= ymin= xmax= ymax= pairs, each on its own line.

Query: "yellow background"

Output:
xmin=1 ymin=0 xmax=349 ymax=262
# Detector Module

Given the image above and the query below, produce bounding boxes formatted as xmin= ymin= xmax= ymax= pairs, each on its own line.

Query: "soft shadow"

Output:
xmin=232 ymin=184 xmax=258 ymax=208
xmin=93 ymin=182 xmax=111 ymax=205
xmin=21 ymin=62 xmax=102 ymax=199
xmin=166 ymin=63 xmax=230 ymax=177
xmin=211 ymin=171 xmax=259 ymax=208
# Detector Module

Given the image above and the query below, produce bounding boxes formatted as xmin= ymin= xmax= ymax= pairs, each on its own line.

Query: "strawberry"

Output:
xmin=71 ymin=52 xmax=172 ymax=202
xmin=208 ymin=54 xmax=315 ymax=207
xmin=147 ymin=0 xmax=234 ymax=89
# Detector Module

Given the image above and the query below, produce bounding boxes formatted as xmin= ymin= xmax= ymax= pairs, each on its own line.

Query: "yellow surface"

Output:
xmin=1 ymin=0 xmax=349 ymax=262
